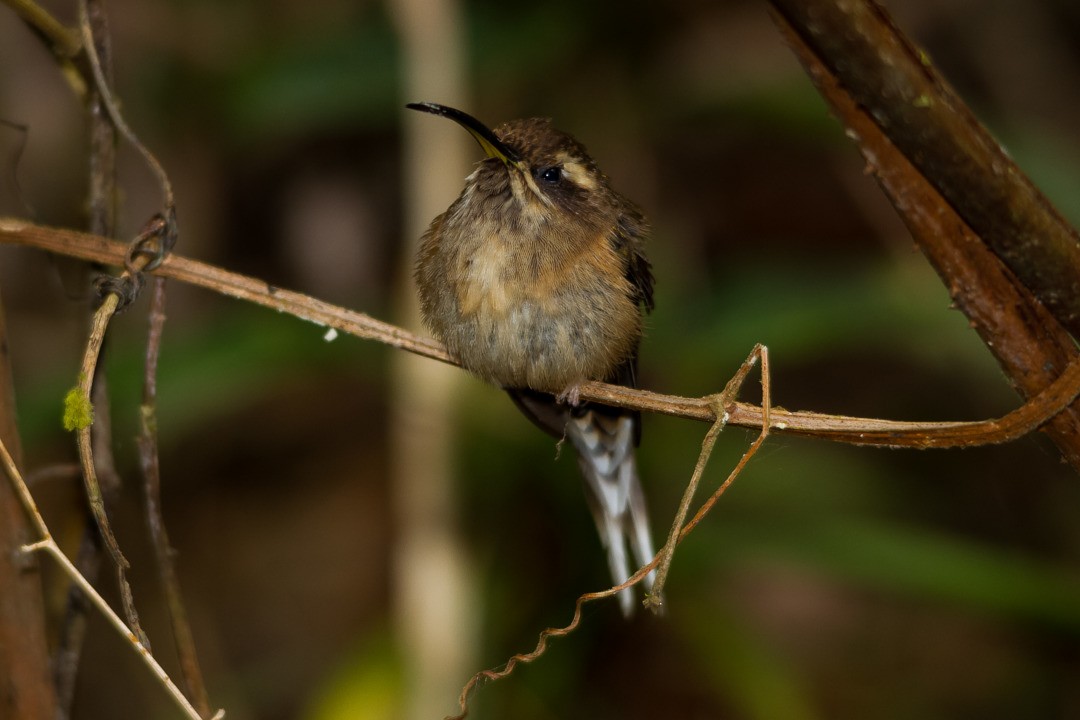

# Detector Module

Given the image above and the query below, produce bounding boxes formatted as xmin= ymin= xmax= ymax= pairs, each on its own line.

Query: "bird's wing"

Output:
xmin=613 ymin=203 xmax=654 ymax=313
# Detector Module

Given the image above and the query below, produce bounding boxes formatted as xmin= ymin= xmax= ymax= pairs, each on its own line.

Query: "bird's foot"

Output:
xmin=555 ymin=383 xmax=583 ymax=407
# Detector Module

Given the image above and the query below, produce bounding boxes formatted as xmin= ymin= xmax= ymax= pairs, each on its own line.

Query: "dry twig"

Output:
xmin=139 ymin=275 xmax=213 ymax=717
xmin=451 ymin=346 xmax=774 ymax=718
xmin=4 ymin=219 xmax=1080 ymax=451
xmin=0 ymin=438 xmax=225 ymax=720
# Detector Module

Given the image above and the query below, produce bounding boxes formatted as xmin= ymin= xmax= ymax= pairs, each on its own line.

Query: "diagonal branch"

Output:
xmin=769 ymin=0 xmax=1080 ymax=337
xmin=769 ymin=0 xmax=1080 ymax=471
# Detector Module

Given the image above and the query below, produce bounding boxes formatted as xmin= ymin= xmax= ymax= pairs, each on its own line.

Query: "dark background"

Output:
xmin=3 ymin=0 xmax=1080 ymax=718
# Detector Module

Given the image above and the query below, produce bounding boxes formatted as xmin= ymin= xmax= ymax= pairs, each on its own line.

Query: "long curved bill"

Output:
xmin=406 ymin=102 xmax=522 ymax=165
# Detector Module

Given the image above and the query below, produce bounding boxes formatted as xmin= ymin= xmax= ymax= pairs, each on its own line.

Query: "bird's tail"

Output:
xmin=566 ymin=408 xmax=658 ymax=616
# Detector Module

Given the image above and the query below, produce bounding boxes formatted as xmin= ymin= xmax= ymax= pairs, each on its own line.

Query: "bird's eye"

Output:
xmin=537 ymin=166 xmax=563 ymax=183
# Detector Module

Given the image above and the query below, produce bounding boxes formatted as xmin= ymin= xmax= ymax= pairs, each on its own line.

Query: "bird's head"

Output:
xmin=406 ymin=102 xmax=619 ymax=232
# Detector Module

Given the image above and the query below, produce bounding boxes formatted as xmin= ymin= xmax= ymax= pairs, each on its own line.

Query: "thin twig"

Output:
xmin=60 ymin=5 xmax=155 ymax=698
xmin=4 ymin=218 xmax=1080 ymax=451
xmin=0 ymin=438 xmax=225 ymax=720
xmin=677 ymin=351 xmax=773 ymax=541
xmin=449 ymin=349 xmax=773 ymax=717
xmin=83 ymin=0 xmax=116 ymax=241
xmin=77 ymin=0 xmax=174 ymax=209
xmin=140 ymin=276 xmax=213 ymax=718
xmin=54 ymin=523 xmax=102 ymax=715
xmin=448 ymin=539 xmax=661 ymax=717
xmin=54 ymin=524 xmax=102 ymax=716
xmin=57 ymin=0 xmax=180 ymax=665
xmin=643 ymin=345 xmax=764 ymax=613
xmin=448 ymin=576 xmax=645 ymax=720
xmin=4 ymin=0 xmax=85 ymax=98
xmin=5 ymin=0 xmax=81 ymax=57
xmin=0 ymin=438 xmax=49 ymax=540
xmin=72 ymin=292 xmax=128 ymax=566
xmin=71 ymin=289 xmax=153 ymax=650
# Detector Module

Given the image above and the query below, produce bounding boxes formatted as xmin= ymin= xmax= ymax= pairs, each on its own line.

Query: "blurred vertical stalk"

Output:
xmin=0 ymin=295 xmax=56 ymax=719
xmin=57 ymin=3 xmax=123 ymax=714
xmin=389 ymin=0 xmax=477 ymax=717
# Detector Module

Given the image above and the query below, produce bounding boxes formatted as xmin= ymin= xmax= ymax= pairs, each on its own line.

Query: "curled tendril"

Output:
xmin=95 ymin=209 xmax=176 ymax=310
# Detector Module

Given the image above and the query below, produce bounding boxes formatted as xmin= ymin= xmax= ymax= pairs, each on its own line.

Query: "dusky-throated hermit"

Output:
xmin=408 ymin=102 xmax=657 ymax=614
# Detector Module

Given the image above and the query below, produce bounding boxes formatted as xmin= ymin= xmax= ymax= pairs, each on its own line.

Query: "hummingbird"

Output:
xmin=408 ymin=102 xmax=658 ymax=615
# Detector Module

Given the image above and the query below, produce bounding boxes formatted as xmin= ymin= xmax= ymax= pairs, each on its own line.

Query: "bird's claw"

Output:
xmin=556 ymin=383 xmax=583 ymax=407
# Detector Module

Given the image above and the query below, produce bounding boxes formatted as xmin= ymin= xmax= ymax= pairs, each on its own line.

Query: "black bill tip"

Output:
xmin=406 ymin=102 xmax=521 ymax=164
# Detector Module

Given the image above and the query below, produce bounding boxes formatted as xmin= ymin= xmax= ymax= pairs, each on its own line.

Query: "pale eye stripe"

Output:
xmin=560 ymin=161 xmax=597 ymax=191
